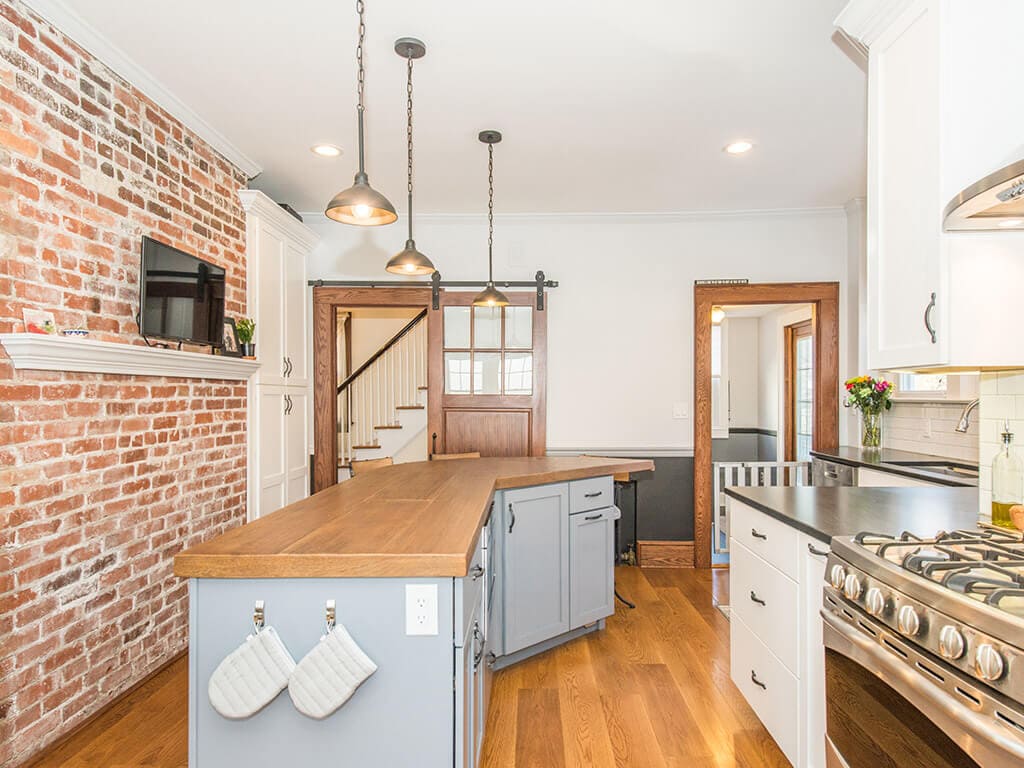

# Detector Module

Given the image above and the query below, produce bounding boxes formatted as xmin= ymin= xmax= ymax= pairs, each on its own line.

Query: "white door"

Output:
xmin=283 ymin=240 xmax=308 ymax=386
xmin=258 ymin=385 xmax=286 ymax=517
xmin=256 ymin=226 xmax=286 ymax=385
xmin=867 ymin=0 xmax=947 ymax=370
xmin=284 ymin=387 xmax=310 ymax=505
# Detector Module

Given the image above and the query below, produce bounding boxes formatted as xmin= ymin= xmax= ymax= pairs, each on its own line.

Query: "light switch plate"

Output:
xmin=672 ymin=402 xmax=688 ymax=419
xmin=405 ymin=583 xmax=438 ymax=636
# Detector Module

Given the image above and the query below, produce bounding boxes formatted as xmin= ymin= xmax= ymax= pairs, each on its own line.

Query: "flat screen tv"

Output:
xmin=139 ymin=236 xmax=226 ymax=346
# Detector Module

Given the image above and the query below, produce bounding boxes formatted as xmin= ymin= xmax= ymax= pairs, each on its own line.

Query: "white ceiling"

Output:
xmin=48 ymin=0 xmax=867 ymax=214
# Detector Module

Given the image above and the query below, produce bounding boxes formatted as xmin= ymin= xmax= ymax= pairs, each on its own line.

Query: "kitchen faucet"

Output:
xmin=955 ymin=398 xmax=980 ymax=433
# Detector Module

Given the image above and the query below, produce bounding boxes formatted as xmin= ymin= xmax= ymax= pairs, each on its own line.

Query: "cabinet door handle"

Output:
xmin=584 ymin=513 xmax=602 ymax=521
xmin=924 ymin=292 xmax=937 ymax=344
xmin=472 ymin=623 xmax=484 ymax=669
xmin=807 ymin=542 xmax=830 ymax=557
xmin=751 ymin=670 xmax=767 ymax=690
xmin=508 ymin=503 xmax=516 ymax=534
xmin=470 ymin=564 xmax=484 ymax=580
xmin=751 ymin=529 xmax=767 ymax=540
xmin=284 ymin=394 xmax=292 ymax=415
xmin=749 ymin=591 xmax=766 ymax=606
xmin=485 ymin=651 xmax=497 ymax=668
xmin=283 ymin=356 xmax=288 ymax=377
xmin=584 ymin=491 xmax=603 ymax=499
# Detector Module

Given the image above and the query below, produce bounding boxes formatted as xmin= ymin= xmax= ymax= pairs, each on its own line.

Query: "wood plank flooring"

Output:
xmin=25 ymin=567 xmax=787 ymax=768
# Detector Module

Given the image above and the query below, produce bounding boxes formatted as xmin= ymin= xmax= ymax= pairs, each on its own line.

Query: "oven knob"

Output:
xmin=843 ymin=573 xmax=863 ymax=600
xmin=865 ymin=588 xmax=886 ymax=616
xmin=974 ymin=644 xmax=1005 ymax=682
xmin=829 ymin=564 xmax=847 ymax=590
xmin=938 ymin=625 xmax=966 ymax=660
xmin=897 ymin=605 xmax=920 ymax=637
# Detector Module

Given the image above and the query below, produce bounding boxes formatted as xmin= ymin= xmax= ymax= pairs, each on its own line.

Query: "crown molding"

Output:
xmin=834 ymin=0 xmax=915 ymax=47
xmin=1 ymin=334 xmax=260 ymax=380
xmin=23 ymin=0 xmax=262 ymax=178
xmin=238 ymin=190 xmax=320 ymax=250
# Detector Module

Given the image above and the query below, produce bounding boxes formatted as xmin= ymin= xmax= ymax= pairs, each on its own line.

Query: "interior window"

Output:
xmin=443 ymin=305 xmax=534 ymax=395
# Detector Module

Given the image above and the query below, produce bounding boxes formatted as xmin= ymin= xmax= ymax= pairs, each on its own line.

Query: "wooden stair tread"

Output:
xmin=396 ymin=405 xmax=424 ymax=410
xmin=352 ymin=444 xmax=380 ymax=450
xmin=374 ymin=425 xmax=402 ymax=430
xmin=418 ymin=386 xmax=428 ymax=390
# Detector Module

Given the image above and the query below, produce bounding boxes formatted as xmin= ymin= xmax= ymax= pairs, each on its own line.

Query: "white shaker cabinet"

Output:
xmin=238 ymin=190 xmax=319 ymax=519
xmin=838 ymin=0 xmax=1024 ymax=371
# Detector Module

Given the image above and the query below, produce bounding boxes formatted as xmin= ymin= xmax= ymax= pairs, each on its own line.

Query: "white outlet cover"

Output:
xmin=405 ymin=583 xmax=438 ymax=636
xmin=672 ymin=402 xmax=688 ymax=419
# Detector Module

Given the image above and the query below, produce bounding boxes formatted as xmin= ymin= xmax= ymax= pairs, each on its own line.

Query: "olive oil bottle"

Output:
xmin=991 ymin=421 xmax=1023 ymax=528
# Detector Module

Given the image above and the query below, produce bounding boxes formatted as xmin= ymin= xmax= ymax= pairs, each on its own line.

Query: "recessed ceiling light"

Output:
xmin=311 ymin=144 xmax=343 ymax=158
xmin=997 ymin=218 xmax=1023 ymax=228
xmin=724 ymin=140 xmax=754 ymax=155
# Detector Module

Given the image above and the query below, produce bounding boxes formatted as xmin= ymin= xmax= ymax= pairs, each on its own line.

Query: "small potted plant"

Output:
xmin=843 ymin=375 xmax=893 ymax=449
xmin=236 ymin=317 xmax=256 ymax=359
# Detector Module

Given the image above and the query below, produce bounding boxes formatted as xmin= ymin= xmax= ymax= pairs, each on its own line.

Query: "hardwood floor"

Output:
xmin=24 ymin=568 xmax=787 ymax=768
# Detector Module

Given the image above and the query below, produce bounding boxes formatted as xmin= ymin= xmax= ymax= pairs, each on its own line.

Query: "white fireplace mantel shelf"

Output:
xmin=0 ymin=333 xmax=260 ymax=380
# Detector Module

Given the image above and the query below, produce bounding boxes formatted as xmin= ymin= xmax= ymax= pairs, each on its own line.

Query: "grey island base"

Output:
xmin=175 ymin=457 xmax=652 ymax=768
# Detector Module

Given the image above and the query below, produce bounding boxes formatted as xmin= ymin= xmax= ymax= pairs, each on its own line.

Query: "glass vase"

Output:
xmin=861 ymin=410 xmax=883 ymax=450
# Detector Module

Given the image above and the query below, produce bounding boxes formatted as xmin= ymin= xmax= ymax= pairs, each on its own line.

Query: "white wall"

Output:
xmin=306 ymin=208 xmax=854 ymax=452
xmin=724 ymin=318 xmax=759 ymax=429
xmin=757 ymin=304 xmax=813 ymax=458
xmin=345 ymin=307 xmax=421 ymax=372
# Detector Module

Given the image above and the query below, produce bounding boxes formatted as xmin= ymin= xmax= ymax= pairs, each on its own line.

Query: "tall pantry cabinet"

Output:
xmin=238 ymin=190 xmax=320 ymax=520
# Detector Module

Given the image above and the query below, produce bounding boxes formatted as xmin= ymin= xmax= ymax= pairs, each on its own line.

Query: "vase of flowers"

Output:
xmin=236 ymin=317 xmax=256 ymax=359
xmin=843 ymin=375 xmax=893 ymax=450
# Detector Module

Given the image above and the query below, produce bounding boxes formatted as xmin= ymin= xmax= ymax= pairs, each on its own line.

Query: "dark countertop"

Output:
xmin=724 ymin=486 xmax=980 ymax=543
xmin=810 ymin=446 xmax=978 ymax=487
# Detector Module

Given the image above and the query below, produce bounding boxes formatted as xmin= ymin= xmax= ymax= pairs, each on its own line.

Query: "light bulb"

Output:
xmin=404 ymin=263 xmax=415 ymax=272
xmin=711 ymin=306 xmax=726 ymax=324
xmin=353 ymin=204 xmax=372 ymax=219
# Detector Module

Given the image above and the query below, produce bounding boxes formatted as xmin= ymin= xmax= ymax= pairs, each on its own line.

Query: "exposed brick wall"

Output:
xmin=0 ymin=1 xmax=250 ymax=764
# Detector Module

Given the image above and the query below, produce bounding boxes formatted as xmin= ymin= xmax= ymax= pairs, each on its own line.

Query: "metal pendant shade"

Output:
xmin=386 ymin=38 xmax=435 ymax=275
xmin=325 ymin=0 xmax=397 ymax=227
xmin=473 ymin=131 xmax=509 ymax=307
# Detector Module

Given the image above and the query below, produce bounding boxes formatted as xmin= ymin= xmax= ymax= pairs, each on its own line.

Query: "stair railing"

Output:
xmin=337 ymin=309 xmax=428 ymax=467
xmin=712 ymin=460 xmax=811 ymax=555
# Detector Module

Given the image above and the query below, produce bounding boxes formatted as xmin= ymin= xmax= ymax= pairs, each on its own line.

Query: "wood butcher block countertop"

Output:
xmin=174 ymin=456 xmax=654 ymax=579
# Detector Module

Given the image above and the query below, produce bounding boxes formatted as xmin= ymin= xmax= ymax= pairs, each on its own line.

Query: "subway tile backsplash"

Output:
xmin=979 ymin=372 xmax=1024 ymax=520
xmin=883 ymin=401 xmax=979 ymax=463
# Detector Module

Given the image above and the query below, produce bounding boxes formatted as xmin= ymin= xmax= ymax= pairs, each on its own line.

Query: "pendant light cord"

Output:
xmin=406 ymin=52 xmax=414 ymax=241
xmin=487 ymin=142 xmax=494 ymax=282
xmin=355 ymin=0 xmax=366 ymax=175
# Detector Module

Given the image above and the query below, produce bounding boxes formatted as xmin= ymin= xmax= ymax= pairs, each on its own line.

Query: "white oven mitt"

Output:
xmin=208 ymin=626 xmax=296 ymax=719
xmin=288 ymin=624 xmax=378 ymax=719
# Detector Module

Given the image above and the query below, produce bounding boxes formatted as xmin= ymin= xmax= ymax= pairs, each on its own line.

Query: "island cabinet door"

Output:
xmin=455 ymin=616 xmax=480 ymax=768
xmin=503 ymin=483 xmax=570 ymax=654
xmin=569 ymin=506 xmax=619 ymax=629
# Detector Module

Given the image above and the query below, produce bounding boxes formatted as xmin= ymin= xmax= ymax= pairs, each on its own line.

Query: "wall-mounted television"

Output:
xmin=139 ymin=236 xmax=226 ymax=346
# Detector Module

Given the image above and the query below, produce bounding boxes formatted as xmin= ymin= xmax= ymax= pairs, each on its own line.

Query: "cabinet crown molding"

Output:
xmin=834 ymin=0 xmax=915 ymax=47
xmin=238 ymin=189 xmax=320 ymax=250
xmin=0 ymin=333 xmax=260 ymax=380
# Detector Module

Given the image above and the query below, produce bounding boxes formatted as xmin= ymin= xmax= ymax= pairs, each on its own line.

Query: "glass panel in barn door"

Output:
xmin=504 ymin=306 xmax=532 ymax=349
xmin=445 ymin=352 xmax=471 ymax=394
xmin=442 ymin=305 xmax=534 ymax=396
xmin=444 ymin=307 xmax=471 ymax=348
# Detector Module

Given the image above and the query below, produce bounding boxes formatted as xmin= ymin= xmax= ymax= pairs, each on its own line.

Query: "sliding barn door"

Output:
xmin=428 ymin=292 xmax=546 ymax=457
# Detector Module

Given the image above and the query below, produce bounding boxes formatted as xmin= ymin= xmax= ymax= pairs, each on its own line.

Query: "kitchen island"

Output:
xmin=175 ymin=456 xmax=652 ymax=768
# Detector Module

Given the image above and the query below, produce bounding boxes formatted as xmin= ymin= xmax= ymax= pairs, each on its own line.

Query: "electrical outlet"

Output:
xmin=405 ymin=584 xmax=438 ymax=636
xmin=672 ymin=402 xmax=688 ymax=419
xmin=922 ymin=418 xmax=933 ymax=439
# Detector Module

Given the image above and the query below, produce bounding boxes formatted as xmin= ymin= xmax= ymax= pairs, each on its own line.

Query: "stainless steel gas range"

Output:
xmin=822 ymin=527 xmax=1024 ymax=767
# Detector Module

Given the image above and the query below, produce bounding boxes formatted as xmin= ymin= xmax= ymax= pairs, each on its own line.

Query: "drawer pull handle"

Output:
xmin=807 ymin=542 xmax=830 ymax=557
xmin=751 ymin=671 xmax=767 ymax=690
xmin=584 ymin=491 xmax=603 ymax=498
xmin=751 ymin=529 xmax=768 ymax=540
xmin=508 ymin=503 xmax=516 ymax=534
xmin=470 ymin=565 xmax=485 ymax=580
xmin=584 ymin=513 xmax=602 ymax=521
xmin=749 ymin=591 xmax=766 ymax=606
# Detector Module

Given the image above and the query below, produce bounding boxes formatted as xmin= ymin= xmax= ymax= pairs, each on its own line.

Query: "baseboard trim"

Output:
xmin=21 ymin=649 xmax=187 ymax=768
xmin=638 ymin=540 xmax=694 ymax=568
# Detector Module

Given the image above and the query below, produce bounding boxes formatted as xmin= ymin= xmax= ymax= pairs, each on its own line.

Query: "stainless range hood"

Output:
xmin=944 ymin=158 xmax=1024 ymax=231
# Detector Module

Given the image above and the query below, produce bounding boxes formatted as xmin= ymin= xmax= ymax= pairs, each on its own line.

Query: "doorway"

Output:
xmin=694 ymin=282 xmax=839 ymax=569
xmin=785 ymin=319 xmax=815 ymax=462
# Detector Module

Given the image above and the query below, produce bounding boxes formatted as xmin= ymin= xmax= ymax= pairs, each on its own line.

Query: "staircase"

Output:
xmin=337 ymin=310 xmax=428 ymax=480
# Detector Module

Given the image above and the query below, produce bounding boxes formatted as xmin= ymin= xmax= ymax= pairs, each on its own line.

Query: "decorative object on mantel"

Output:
xmin=221 ymin=318 xmax=241 ymax=357
xmin=472 ymin=130 xmax=510 ymax=307
xmin=843 ymin=375 xmax=893 ymax=449
xmin=236 ymin=317 xmax=256 ymax=359
xmin=0 ymin=333 xmax=260 ymax=380
xmin=22 ymin=308 xmax=56 ymax=335
xmin=384 ymin=37 xmax=435 ymax=276
xmin=61 ymin=328 xmax=89 ymax=337
xmin=324 ymin=0 xmax=397 ymax=226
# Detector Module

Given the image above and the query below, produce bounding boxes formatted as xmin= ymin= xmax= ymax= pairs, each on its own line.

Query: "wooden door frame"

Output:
xmin=427 ymin=292 xmax=547 ymax=458
xmin=784 ymin=319 xmax=814 ymax=462
xmin=694 ymin=282 xmax=839 ymax=568
xmin=312 ymin=287 xmax=432 ymax=492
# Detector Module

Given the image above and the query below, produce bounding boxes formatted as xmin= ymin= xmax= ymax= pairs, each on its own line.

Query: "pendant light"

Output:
xmin=325 ymin=0 xmax=397 ymax=226
xmin=472 ymin=131 xmax=509 ymax=307
xmin=385 ymin=38 xmax=435 ymax=275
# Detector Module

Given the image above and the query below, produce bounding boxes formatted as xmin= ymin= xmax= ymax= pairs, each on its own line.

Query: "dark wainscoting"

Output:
xmin=711 ymin=428 xmax=778 ymax=463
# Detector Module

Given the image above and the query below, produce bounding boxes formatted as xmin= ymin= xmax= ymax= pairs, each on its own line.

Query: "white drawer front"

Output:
xmin=569 ymin=476 xmax=614 ymax=514
xmin=729 ymin=540 xmax=799 ymax=675
xmin=729 ymin=498 xmax=800 ymax=580
xmin=731 ymin=613 xmax=798 ymax=765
